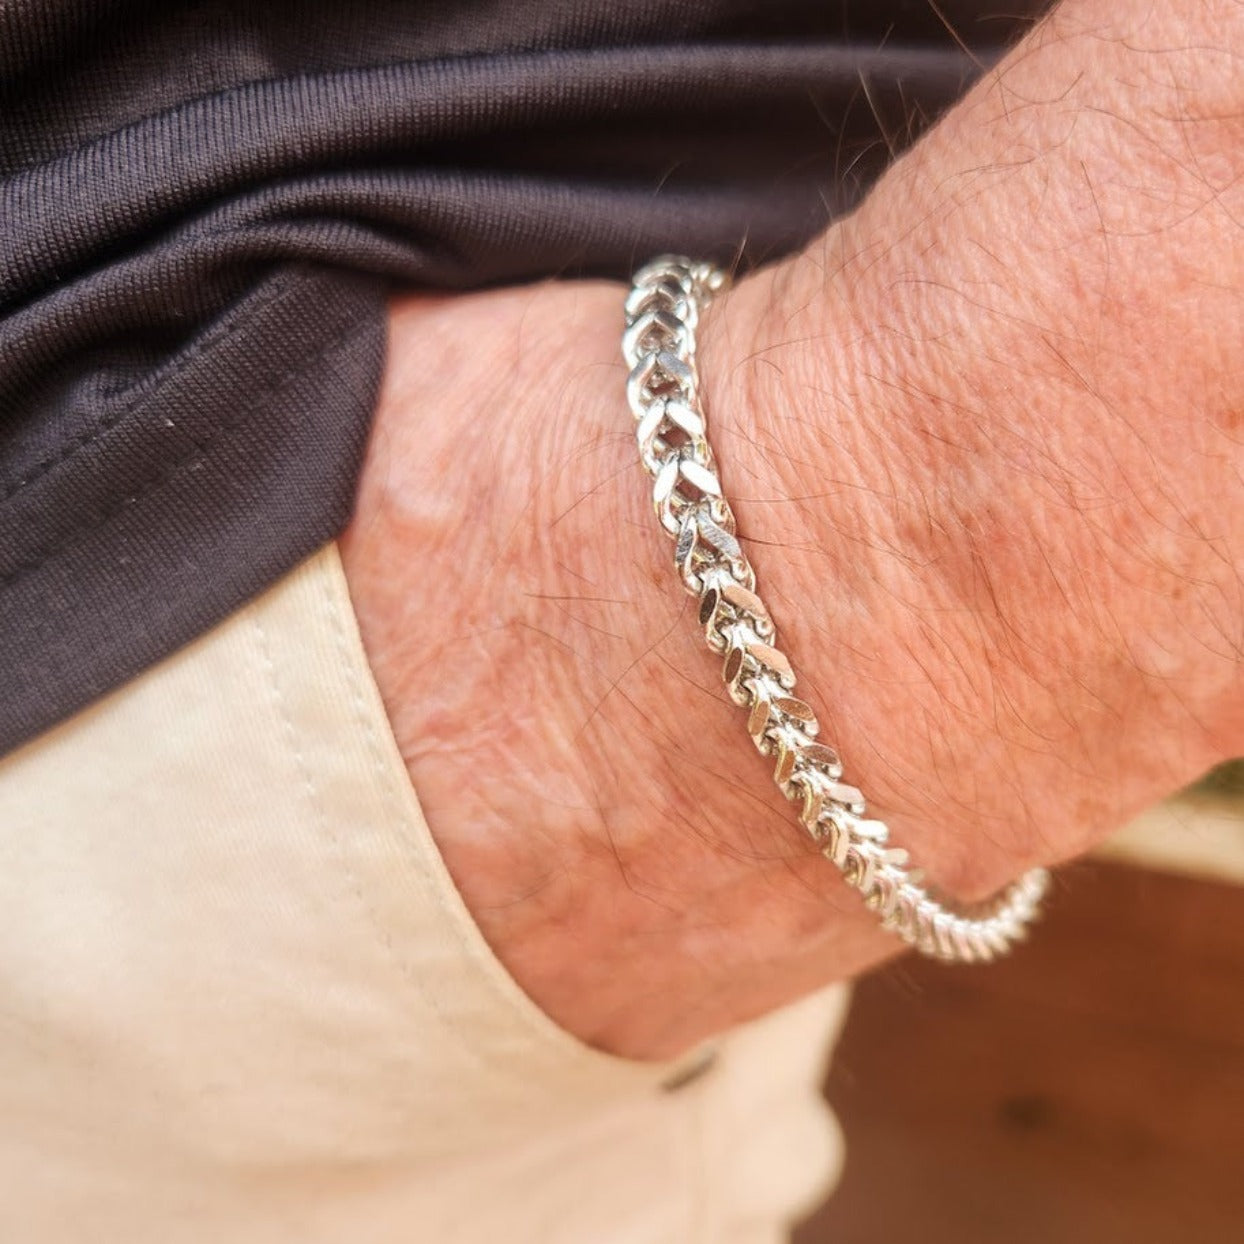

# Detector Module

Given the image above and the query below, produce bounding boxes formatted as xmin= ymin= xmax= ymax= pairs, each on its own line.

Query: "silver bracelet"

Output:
xmin=622 ymin=255 xmax=1050 ymax=962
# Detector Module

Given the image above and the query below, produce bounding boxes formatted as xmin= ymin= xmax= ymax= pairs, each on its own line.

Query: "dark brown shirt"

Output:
xmin=0 ymin=0 xmax=1043 ymax=755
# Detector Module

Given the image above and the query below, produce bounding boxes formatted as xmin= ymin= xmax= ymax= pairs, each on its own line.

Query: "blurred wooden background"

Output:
xmin=796 ymin=860 xmax=1244 ymax=1243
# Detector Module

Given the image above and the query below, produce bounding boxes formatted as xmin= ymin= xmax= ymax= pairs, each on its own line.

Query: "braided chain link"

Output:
xmin=623 ymin=256 xmax=1050 ymax=962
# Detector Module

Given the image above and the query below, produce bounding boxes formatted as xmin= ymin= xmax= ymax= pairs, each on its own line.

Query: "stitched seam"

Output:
xmin=250 ymin=609 xmax=376 ymax=989
xmin=0 ymin=272 xmax=299 ymax=503
xmin=0 ymin=314 xmax=373 ymax=589
xmin=320 ymin=566 xmax=504 ymax=1075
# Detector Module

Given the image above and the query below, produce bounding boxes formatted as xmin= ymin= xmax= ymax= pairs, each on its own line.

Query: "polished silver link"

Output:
xmin=623 ymin=255 xmax=1050 ymax=963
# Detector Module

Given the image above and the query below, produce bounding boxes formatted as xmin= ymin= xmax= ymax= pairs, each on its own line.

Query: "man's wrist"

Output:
xmin=695 ymin=250 xmax=1039 ymax=903
xmin=701 ymin=0 xmax=1244 ymax=906
xmin=342 ymin=278 xmax=914 ymax=1056
xmin=340 ymin=0 xmax=1244 ymax=1051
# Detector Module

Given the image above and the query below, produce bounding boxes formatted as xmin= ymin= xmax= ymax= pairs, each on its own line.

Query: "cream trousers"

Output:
xmin=0 ymin=547 xmax=850 ymax=1243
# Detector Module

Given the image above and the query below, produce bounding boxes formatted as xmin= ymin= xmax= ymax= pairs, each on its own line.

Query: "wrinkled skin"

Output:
xmin=341 ymin=0 xmax=1244 ymax=1057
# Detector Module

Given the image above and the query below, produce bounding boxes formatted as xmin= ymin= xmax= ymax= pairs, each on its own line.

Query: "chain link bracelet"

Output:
xmin=622 ymin=255 xmax=1050 ymax=962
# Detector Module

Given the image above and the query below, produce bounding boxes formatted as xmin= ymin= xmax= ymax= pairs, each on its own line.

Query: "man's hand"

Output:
xmin=340 ymin=0 xmax=1244 ymax=1058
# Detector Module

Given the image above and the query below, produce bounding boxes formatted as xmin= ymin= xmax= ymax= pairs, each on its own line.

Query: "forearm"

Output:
xmin=708 ymin=0 xmax=1244 ymax=897
xmin=341 ymin=0 xmax=1244 ymax=1057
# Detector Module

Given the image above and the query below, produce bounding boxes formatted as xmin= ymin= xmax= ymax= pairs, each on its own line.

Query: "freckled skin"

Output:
xmin=341 ymin=0 xmax=1244 ymax=1058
